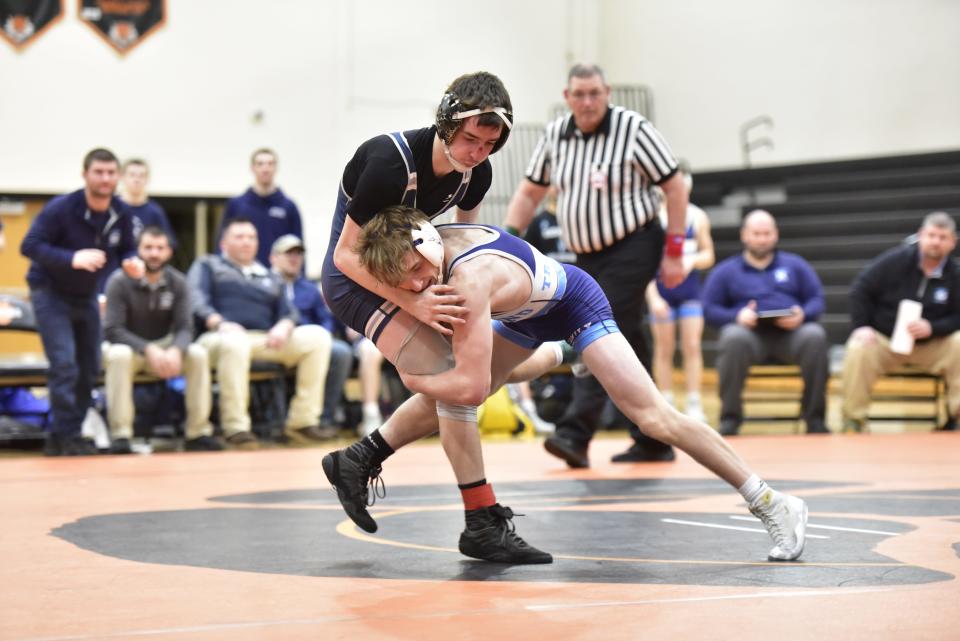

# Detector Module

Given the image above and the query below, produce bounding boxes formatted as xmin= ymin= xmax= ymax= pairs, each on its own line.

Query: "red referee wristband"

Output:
xmin=665 ymin=233 xmax=685 ymax=258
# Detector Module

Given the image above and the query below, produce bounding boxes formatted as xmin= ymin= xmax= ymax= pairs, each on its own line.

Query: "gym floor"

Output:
xmin=2 ymin=429 xmax=958 ymax=641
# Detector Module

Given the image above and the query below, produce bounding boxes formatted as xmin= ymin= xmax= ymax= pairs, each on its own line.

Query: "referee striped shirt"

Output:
xmin=524 ymin=105 xmax=679 ymax=254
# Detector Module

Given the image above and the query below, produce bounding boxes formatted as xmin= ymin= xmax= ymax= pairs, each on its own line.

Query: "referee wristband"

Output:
xmin=665 ymin=233 xmax=685 ymax=258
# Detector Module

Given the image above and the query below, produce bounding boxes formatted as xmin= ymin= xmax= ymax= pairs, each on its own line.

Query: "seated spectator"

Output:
xmin=119 ymin=158 xmax=177 ymax=248
xmin=103 ymin=226 xmax=221 ymax=453
xmin=842 ymin=212 xmax=960 ymax=432
xmin=646 ymin=167 xmax=715 ymax=422
xmin=703 ymin=209 xmax=829 ymax=436
xmin=269 ymin=234 xmax=344 ymax=439
xmin=187 ymin=218 xmax=331 ymax=449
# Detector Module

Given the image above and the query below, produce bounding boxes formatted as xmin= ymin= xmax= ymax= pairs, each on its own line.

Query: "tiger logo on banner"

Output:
xmin=78 ymin=0 xmax=164 ymax=55
xmin=0 ymin=0 xmax=63 ymax=51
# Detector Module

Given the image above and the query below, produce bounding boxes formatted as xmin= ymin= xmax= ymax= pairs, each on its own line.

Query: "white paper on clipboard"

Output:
xmin=890 ymin=299 xmax=923 ymax=355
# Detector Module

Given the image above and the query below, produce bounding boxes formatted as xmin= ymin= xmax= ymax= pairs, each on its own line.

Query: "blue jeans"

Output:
xmin=31 ymin=288 xmax=101 ymax=437
xmin=321 ymin=337 xmax=353 ymax=425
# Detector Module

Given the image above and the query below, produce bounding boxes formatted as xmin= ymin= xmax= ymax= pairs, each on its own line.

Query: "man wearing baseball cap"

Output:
xmin=270 ymin=235 xmax=351 ymax=439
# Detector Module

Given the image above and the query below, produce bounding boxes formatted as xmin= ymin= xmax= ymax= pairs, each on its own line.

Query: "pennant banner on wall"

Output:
xmin=79 ymin=0 xmax=164 ymax=54
xmin=0 ymin=0 xmax=63 ymax=51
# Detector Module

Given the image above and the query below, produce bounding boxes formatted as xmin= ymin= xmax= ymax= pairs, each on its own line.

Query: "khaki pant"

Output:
xmin=104 ymin=340 xmax=213 ymax=440
xmin=197 ymin=325 xmax=331 ymax=437
xmin=841 ymin=330 xmax=960 ymax=422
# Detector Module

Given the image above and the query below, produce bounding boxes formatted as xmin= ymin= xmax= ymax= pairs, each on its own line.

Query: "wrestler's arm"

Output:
xmin=399 ymin=270 xmax=494 ymax=406
xmin=333 ymin=216 xmax=466 ymax=334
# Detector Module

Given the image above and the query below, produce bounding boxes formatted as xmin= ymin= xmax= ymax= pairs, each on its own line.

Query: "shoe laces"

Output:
xmin=342 ymin=445 xmax=387 ymax=507
xmin=489 ymin=504 xmax=532 ymax=548
xmin=364 ymin=464 xmax=386 ymax=507
xmin=750 ymin=495 xmax=787 ymax=547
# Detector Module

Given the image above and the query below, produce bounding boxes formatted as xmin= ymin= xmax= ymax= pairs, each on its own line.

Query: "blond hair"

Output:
xmin=356 ymin=206 xmax=431 ymax=287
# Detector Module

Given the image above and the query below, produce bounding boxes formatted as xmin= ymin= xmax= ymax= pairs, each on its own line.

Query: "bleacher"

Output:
xmin=694 ymin=149 xmax=960 ymax=363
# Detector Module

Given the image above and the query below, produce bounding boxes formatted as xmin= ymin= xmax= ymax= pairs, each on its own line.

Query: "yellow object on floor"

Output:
xmin=477 ymin=386 xmax=534 ymax=439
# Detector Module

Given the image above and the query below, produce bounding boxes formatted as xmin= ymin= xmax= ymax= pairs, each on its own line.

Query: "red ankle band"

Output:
xmin=461 ymin=483 xmax=496 ymax=510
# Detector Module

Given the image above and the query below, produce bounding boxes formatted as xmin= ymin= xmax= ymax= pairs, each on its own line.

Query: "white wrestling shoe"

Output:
xmin=749 ymin=490 xmax=808 ymax=561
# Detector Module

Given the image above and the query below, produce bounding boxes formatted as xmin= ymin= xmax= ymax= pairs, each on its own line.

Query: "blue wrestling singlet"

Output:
xmin=654 ymin=207 xmax=704 ymax=316
xmin=439 ymin=224 xmax=619 ymax=353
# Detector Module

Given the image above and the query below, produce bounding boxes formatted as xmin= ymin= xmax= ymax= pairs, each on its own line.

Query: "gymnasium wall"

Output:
xmin=1 ymin=0 xmax=956 ymax=273
xmin=602 ymin=0 xmax=960 ymax=170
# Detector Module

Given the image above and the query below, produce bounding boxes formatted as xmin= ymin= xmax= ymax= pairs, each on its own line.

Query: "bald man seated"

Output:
xmin=702 ymin=210 xmax=830 ymax=436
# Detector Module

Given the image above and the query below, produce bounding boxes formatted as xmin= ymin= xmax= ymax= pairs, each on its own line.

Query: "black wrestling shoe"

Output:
xmin=459 ymin=503 xmax=553 ymax=564
xmin=322 ymin=441 xmax=385 ymax=533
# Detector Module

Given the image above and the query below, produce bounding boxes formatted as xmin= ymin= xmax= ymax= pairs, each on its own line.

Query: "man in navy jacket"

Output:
xmin=842 ymin=212 xmax=960 ymax=432
xmin=217 ymin=148 xmax=303 ymax=267
xmin=21 ymin=148 xmax=143 ymax=455
xmin=702 ymin=210 xmax=829 ymax=436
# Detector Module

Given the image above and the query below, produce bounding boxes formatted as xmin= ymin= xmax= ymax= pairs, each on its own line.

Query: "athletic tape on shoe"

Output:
xmin=411 ymin=221 xmax=444 ymax=269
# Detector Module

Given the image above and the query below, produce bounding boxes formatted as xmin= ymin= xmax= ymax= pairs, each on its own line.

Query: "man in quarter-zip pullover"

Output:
xmin=21 ymin=148 xmax=143 ymax=456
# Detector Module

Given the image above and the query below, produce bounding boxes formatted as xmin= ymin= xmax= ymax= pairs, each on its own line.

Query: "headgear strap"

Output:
xmin=451 ymin=106 xmax=513 ymax=131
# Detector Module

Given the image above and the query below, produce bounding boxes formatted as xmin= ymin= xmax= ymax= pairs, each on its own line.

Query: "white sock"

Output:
xmin=520 ymin=398 xmax=538 ymax=416
xmin=739 ymin=474 xmax=770 ymax=504
xmin=686 ymin=392 xmax=702 ymax=407
xmin=362 ymin=402 xmax=381 ymax=419
xmin=662 ymin=390 xmax=675 ymax=407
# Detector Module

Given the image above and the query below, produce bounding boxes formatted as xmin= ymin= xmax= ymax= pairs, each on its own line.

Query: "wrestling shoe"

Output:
xmin=459 ymin=503 xmax=553 ymax=564
xmin=749 ymin=490 xmax=808 ymax=561
xmin=321 ymin=441 xmax=385 ymax=533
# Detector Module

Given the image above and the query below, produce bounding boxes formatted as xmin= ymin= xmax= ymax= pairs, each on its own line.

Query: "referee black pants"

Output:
xmin=555 ymin=223 xmax=673 ymax=454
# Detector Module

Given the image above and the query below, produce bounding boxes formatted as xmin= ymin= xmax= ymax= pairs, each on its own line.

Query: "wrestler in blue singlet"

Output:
xmin=439 ymin=224 xmax=619 ymax=353
xmin=653 ymin=205 xmax=705 ymax=321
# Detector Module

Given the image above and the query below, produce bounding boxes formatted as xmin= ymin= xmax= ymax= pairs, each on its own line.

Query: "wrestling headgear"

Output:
xmin=411 ymin=220 xmax=444 ymax=270
xmin=435 ymin=71 xmax=513 ymax=154
xmin=436 ymin=92 xmax=514 ymax=155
